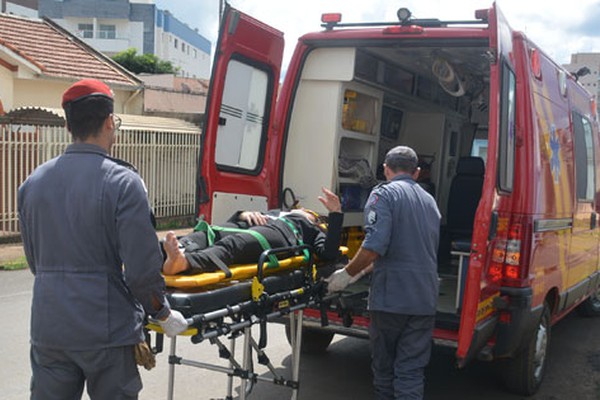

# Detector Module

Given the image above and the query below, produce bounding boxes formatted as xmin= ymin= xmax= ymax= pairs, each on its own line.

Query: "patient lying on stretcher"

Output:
xmin=162 ymin=188 xmax=344 ymax=275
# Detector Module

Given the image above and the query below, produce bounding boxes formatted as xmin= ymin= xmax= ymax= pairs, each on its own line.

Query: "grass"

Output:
xmin=0 ymin=256 xmax=28 ymax=271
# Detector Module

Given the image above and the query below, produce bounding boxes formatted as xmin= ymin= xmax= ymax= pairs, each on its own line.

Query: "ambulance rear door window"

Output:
xmin=215 ymin=58 xmax=271 ymax=174
xmin=498 ymin=61 xmax=516 ymax=193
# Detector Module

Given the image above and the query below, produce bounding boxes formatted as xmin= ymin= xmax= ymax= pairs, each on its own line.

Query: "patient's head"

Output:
xmin=291 ymin=208 xmax=328 ymax=230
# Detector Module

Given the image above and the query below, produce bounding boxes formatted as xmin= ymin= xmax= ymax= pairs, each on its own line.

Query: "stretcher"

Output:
xmin=146 ymin=245 xmax=348 ymax=400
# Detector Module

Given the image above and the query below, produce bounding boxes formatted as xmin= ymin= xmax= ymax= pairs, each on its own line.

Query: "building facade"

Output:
xmin=563 ymin=53 xmax=600 ymax=112
xmin=37 ymin=0 xmax=211 ymax=79
xmin=2 ymin=0 xmax=38 ymax=18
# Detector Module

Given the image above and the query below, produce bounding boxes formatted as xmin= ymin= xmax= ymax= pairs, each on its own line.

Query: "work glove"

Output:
xmin=134 ymin=341 xmax=156 ymax=370
xmin=325 ymin=268 xmax=353 ymax=294
xmin=158 ymin=310 xmax=189 ymax=337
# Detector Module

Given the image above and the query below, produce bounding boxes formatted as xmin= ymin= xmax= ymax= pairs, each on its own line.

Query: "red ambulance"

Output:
xmin=196 ymin=3 xmax=600 ymax=395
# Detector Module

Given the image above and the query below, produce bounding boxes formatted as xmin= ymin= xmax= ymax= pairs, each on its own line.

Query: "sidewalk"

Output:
xmin=0 ymin=228 xmax=192 ymax=266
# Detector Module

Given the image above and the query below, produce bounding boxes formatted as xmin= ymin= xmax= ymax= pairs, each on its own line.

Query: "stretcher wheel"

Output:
xmin=284 ymin=324 xmax=335 ymax=354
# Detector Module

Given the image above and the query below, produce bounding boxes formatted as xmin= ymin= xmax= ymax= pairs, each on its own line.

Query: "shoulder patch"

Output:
xmin=367 ymin=194 xmax=379 ymax=207
xmin=367 ymin=209 xmax=377 ymax=224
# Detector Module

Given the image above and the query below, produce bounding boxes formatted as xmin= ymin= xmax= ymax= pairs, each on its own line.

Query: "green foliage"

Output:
xmin=0 ymin=256 xmax=28 ymax=271
xmin=112 ymin=48 xmax=178 ymax=74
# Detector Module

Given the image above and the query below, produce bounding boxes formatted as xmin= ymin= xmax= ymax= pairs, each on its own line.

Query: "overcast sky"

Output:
xmin=155 ymin=0 xmax=600 ymax=69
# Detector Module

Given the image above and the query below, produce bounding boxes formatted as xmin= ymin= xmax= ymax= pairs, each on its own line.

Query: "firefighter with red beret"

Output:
xmin=18 ymin=79 xmax=188 ymax=400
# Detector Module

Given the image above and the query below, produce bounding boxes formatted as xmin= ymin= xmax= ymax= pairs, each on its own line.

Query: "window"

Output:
xmin=194 ymin=49 xmax=197 ymax=58
xmin=78 ymin=23 xmax=93 ymax=39
xmin=98 ymin=25 xmax=116 ymax=39
xmin=174 ymin=38 xmax=178 ymax=49
xmin=181 ymin=43 xmax=185 ymax=52
xmin=215 ymin=59 xmax=270 ymax=173
xmin=498 ymin=61 xmax=516 ymax=192
xmin=573 ymin=112 xmax=595 ymax=201
xmin=471 ymin=139 xmax=489 ymax=164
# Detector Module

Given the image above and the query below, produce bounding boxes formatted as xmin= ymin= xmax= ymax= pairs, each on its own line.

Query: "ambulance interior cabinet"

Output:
xmin=337 ymin=82 xmax=382 ymax=226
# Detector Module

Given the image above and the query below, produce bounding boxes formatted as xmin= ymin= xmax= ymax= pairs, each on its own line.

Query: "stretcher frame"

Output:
xmin=148 ymin=245 xmax=332 ymax=400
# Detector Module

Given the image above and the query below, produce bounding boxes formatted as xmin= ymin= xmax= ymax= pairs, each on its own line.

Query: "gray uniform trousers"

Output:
xmin=30 ymin=345 xmax=141 ymax=400
xmin=369 ymin=311 xmax=435 ymax=400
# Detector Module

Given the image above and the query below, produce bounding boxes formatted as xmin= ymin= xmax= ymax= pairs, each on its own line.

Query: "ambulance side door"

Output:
xmin=197 ymin=4 xmax=284 ymax=223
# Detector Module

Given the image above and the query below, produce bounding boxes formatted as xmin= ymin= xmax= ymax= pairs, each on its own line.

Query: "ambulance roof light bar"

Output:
xmin=321 ymin=7 xmax=489 ymax=31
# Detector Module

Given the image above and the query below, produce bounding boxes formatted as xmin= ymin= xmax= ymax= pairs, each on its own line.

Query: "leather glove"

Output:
xmin=325 ymin=268 xmax=353 ymax=294
xmin=134 ymin=341 xmax=156 ymax=370
xmin=158 ymin=310 xmax=189 ymax=337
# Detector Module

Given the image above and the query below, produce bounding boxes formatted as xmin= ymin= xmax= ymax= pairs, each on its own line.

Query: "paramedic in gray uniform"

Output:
xmin=327 ymin=145 xmax=441 ymax=400
xmin=18 ymin=79 xmax=188 ymax=400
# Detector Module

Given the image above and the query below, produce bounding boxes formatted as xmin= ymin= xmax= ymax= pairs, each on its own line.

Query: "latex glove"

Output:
xmin=158 ymin=310 xmax=189 ymax=337
xmin=325 ymin=268 xmax=353 ymax=294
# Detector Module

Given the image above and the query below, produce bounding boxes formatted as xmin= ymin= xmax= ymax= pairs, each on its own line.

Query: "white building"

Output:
xmin=563 ymin=53 xmax=600 ymax=108
xmin=36 ymin=0 xmax=211 ymax=79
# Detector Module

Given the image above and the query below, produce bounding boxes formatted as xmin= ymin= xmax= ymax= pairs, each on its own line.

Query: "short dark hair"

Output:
xmin=384 ymin=145 xmax=418 ymax=173
xmin=64 ymin=96 xmax=113 ymax=141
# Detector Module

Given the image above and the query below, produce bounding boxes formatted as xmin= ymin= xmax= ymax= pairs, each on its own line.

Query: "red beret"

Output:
xmin=62 ymin=79 xmax=113 ymax=107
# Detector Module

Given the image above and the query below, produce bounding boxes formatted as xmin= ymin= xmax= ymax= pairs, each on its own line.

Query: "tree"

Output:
xmin=112 ymin=48 xmax=178 ymax=74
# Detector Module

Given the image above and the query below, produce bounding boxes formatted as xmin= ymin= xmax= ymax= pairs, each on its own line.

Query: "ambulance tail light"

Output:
xmin=487 ymin=215 xmax=532 ymax=288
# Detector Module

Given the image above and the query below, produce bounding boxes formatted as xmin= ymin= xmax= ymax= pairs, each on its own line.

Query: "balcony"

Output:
xmin=83 ymin=37 xmax=131 ymax=54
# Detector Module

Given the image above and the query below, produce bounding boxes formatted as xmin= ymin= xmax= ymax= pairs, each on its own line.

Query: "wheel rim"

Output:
xmin=533 ymin=319 xmax=548 ymax=381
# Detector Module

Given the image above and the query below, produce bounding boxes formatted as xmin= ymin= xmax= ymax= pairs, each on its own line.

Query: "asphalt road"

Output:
xmin=2 ymin=268 xmax=600 ymax=400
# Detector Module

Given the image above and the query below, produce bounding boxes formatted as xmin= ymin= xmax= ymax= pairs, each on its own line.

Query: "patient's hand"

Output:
xmin=318 ymin=187 xmax=342 ymax=213
xmin=239 ymin=211 xmax=268 ymax=226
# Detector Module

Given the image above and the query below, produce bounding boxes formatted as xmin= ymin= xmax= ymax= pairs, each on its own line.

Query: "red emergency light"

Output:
xmin=321 ymin=13 xmax=342 ymax=24
xmin=383 ymin=25 xmax=424 ymax=35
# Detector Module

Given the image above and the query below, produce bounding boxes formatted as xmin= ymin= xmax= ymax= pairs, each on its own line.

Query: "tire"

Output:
xmin=284 ymin=323 xmax=335 ymax=354
xmin=502 ymin=304 xmax=551 ymax=396
xmin=577 ymin=285 xmax=600 ymax=317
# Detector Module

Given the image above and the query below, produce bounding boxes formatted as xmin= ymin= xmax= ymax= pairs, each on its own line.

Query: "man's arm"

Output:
xmin=114 ymin=170 xmax=170 ymax=319
xmin=346 ymin=247 xmax=379 ymax=277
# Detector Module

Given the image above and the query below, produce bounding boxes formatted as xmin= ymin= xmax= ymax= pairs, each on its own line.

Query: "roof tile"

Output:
xmin=0 ymin=14 xmax=138 ymax=86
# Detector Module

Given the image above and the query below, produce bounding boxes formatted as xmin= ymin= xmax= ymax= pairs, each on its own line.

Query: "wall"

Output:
xmin=0 ymin=67 xmax=14 ymax=110
xmin=39 ymin=0 xmax=129 ymax=19
xmin=130 ymin=2 xmax=155 ymax=55
xmin=12 ymin=79 xmax=143 ymax=114
xmin=5 ymin=1 xmax=37 ymax=17
xmin=53 ymin=17 xmax=143 ymax=55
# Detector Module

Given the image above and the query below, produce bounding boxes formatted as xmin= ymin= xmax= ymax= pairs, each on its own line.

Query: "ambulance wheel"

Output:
xmin=577 ymin=285 xmax=600 ymax=317
xmin=284 ymin=324 xmax=335 ymax=354
xmin=503 ymin=304 xmax=551 ymax=396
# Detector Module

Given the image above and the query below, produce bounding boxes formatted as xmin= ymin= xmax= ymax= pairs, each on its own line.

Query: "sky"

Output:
xmin=155 ymin=0 xmax=600 ymax=70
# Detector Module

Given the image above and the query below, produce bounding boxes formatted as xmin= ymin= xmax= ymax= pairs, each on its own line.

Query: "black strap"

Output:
xmin=205 ymin=251 xmax=233 ymax=278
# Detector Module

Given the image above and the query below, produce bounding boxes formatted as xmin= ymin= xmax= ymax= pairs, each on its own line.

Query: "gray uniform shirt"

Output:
xmin=18 ymin=143 xmax=170 ymax=350
xmin=362 ymin=174 xmax=441 ymax=315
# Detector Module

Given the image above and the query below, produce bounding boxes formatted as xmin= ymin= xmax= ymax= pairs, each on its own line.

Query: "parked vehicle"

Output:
xmin=196 ymin=3 xmax=600 ymax=395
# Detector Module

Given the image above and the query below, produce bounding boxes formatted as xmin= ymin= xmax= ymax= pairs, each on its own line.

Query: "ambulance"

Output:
xmin=196 ymin=3 xmax=600 ymax=394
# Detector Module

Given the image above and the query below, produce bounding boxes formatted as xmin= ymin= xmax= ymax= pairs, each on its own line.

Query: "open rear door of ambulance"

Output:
xmin=196 ymin=4 xmax=284 ymax=223
xmin=456 ymin=2 xmax=515 ymax=366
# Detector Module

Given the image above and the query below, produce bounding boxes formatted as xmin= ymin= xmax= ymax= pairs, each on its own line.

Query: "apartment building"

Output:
xmin=563 ymin=52 xmax=600 ymax=110
xmin=36 ymin=0 xmax=210 ymax=79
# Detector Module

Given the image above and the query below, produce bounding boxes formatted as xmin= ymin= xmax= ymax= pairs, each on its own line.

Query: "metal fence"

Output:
xmin=1 ymin=123 xmax=201 ymax=238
